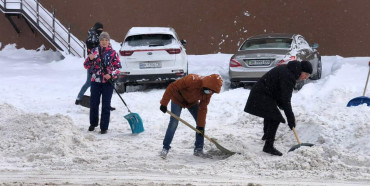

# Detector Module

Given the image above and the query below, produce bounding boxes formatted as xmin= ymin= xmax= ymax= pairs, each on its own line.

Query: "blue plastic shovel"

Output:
xmin=347 ymin=61 xmax=370 ymax=107
xmin=110 ymin=80 xmax=144 ymax=134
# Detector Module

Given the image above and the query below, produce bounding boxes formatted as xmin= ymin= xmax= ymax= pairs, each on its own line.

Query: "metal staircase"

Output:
xmin=0 ymin=0 xmax=86 ymax=58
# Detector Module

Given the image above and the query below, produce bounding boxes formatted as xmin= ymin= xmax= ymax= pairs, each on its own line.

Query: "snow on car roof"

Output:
xmin=125 ymin=27 xmax=177 ymax=38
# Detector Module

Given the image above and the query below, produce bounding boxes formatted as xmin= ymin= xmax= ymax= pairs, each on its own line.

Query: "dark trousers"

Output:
xmin=90 ymin=82 xmax=113 ymax=130
xmin=263 ymin=119 xmax=280 ymax=146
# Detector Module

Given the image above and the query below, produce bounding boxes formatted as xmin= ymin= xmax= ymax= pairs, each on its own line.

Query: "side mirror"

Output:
xmin=181 ymin=39 xmax=187 ymax=46
xmin=120 ymin=42 xmax=123 ymax=47
xmin=311 ymin=43 xmax=319 ymax=49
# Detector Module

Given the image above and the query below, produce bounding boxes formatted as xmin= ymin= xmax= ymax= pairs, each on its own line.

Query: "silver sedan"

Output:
xmin=229 ymin=33 xmax=321 ymax=89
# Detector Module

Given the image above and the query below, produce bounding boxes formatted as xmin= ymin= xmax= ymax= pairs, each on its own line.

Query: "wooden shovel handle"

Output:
xmin=292 ymin=128 xmax=301 ymax=144
xmin=166 ymin=110 xmax=213 ymax=142
xmin=363 ymin=65 xmax=370 ymax=96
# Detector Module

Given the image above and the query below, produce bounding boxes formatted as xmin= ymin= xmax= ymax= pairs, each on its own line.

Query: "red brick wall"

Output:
xmin=1 ymin=0 xmax=370 ymax=56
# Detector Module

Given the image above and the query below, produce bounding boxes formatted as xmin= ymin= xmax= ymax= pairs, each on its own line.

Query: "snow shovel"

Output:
xmin=347 ymin=61 xmax=370 ymax=107
xmin=166 ymin=110 xmax=236 ymax=155
xmin=288 ymin=128 xmax=314 ymax=152
xmin=110 ymin=80 xmax=144 ymax=134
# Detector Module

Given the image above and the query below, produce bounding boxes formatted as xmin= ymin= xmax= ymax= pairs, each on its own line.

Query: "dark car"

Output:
xmin=229 ymin=33 xmax=321 ymax=89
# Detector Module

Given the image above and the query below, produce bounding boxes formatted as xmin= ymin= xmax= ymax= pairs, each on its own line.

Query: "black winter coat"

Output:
xmin=244 ymin=61 xmax=302 ymax=125
xmin=86 ymin=28 xmax=101 ymax=53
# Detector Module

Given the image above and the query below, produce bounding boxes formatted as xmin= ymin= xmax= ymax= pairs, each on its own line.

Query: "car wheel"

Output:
xmin=115 ymin=83 xmax=126 ymax=93
xmin=310 ymin=60 xmax=322 ymax=80
xmin=294 ymin=80 xmax=305 ymax=90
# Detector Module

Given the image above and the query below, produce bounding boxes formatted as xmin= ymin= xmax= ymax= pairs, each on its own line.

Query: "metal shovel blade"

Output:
xmin=209 ymin=138 xmax=236 ymax=155
xmin=347 ymin=96 xmax=370 ymax=107
xmin=124 ymin=112 xmax=144 ymax=134
xmin=288 ymin=143 xmax=314 ymax=152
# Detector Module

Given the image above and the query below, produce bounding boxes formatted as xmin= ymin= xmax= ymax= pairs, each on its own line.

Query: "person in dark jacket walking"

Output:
xmin=83 ymin=32 xmax=122 ymax=134
xmin=244 ymin=60 xmax=312 ymax=156
xmin=159 ymin=74 xmax=223 ymax=159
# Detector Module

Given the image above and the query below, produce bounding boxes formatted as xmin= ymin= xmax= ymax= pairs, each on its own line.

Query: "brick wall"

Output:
xmin=1 ymin=0 xmax=370 ymax=56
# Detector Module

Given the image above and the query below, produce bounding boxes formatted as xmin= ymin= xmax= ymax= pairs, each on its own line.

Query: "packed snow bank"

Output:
xmin=0 ymin=43 xmax=369 ymax=185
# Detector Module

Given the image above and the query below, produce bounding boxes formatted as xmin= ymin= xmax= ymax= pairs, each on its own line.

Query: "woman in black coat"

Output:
xmin=244 ymin=60 xmax=312 ymax=156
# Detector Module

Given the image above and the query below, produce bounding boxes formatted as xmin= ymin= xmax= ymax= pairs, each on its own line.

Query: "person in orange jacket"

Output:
xmin=159 ymin=74 xmax=223 ymax=159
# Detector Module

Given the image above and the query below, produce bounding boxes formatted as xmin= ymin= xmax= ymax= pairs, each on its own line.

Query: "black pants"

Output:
xmin=90 ymin=82 xmax=113 ymax=130
xmin=263 ymin=119 xmax=280 ymax=145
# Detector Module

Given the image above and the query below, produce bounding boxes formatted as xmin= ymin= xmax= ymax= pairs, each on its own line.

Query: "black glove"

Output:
xmin=288 ymin=121 xmax=296 ymax=130
xmin=160 ymin=105 xmax=167 ymax=113
xmin=287 ymin=116 xmax=295 ymax=130
xmin=196 ymin=126 xmax=205 ymax=136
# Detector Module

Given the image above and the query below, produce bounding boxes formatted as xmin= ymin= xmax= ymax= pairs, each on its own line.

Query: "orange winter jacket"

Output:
xmin=160 ymin=74 xmax=223 ymax=127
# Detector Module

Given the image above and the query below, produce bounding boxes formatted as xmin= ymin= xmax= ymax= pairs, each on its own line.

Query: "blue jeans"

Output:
xmin=163 ymin=102 xmax=204 ymax=151
xmin=90 ymin=82 xmax=113 ymax=130
xmin=77 ymin=69 xmax=92 ymax=100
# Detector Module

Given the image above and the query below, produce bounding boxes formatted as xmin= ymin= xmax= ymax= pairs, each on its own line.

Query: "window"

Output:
xmin=240 ymin=38 xmax=292 ymax=50
xmin=125 ymin=34 xmax=174 ymax=47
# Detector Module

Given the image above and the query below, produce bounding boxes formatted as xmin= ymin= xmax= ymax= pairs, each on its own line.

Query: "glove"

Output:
xmin=160 ymin=105 xmax=167 ymax=113
xmin=196 ymin=126 xmax=205 ymax=136
xmin=288 ymin=121 xmax=296 ymax=130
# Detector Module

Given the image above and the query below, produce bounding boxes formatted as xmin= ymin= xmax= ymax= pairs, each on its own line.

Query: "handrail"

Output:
xmin=0 ymin=0 xmax=86 ymax=58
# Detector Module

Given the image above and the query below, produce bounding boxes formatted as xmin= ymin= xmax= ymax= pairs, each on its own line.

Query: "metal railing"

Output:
xmin=0 ymin=0 xmax=86 ymax=58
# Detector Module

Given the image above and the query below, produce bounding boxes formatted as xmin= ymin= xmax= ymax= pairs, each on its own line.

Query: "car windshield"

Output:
xmin=125 ymin=34 xmax=174 ymax=47
xmin=240 ymin=38 xmax=292 ymax=50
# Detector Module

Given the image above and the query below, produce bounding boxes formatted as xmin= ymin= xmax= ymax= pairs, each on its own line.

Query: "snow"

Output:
xmin=0 ymin=41 xmax=369 ymax=185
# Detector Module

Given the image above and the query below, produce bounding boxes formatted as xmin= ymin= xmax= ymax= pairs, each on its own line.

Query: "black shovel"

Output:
xmin=288 ymin=128 xmax=314 ymax=152
xmin=166 ymin=110 xmax=236 ymax=155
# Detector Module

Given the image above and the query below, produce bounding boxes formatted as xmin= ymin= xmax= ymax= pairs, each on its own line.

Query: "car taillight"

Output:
xmin=120 ymin=50 xmax=134 ymax=56
xmin=230 ymin=58 xmax=242 ymax=67
xmin=278 ymin=56 xmax=296 ymax=65
xmin=166 ymin=48 xmax=181 ymax=54
xmin=172 ymin=69 xmax=184 ymax=76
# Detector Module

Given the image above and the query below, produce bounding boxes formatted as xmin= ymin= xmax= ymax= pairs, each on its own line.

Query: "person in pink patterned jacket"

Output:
xmin=83 ymin=32 xmax=121 ymax=134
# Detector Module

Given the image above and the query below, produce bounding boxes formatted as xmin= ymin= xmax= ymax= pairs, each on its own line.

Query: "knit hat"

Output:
xmin=94 ymin=22 xmax=103 ymax=30
xmin=99 ymin=32 xmax=110 ymax=41
xmin=301 ymin=61 xmax=313 ymax=74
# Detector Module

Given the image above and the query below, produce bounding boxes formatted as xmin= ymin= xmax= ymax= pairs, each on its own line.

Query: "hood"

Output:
xmin=287 ymin=60 xmax=302 ymax=80
xmin=201 ymin=74 xmax=223 ymax=93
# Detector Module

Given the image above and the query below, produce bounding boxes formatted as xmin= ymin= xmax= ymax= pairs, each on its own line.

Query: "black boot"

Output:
xmin=88 ymin=123 xmax=98 ymax=131
xmin=263 ymin=142 xmax=283 ymax=156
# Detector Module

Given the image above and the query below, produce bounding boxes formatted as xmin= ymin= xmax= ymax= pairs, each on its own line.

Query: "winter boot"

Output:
xmin=160 ymin=148 xmax=169 ymax=159
xmin=263 ymin=141 xmax=282 ymax=156
xmin=100 ymin=130 xmax=107 ymax=134
xmin=193 ymin=149 xmax=212 ymax=159
xmin=88 ymin=123 xmax=98 ymax=131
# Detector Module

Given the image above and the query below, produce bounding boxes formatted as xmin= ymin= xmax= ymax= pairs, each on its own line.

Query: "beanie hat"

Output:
xmin=94 ymin=22 xmax=103 ymax=30
xmin=99 ymin=32 xmax=110 ymax=41
xmin=301 ymin=61 xmax=313 ymax=74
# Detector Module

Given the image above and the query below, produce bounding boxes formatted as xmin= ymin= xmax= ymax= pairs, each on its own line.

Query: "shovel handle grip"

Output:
xmin=292 ymin=128 xmax=301 ymax=144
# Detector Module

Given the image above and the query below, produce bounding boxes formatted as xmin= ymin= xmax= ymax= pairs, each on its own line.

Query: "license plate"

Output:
xmin=247 ymin=59 xmax=272 ymax=66
xmin=139 ymin=62 xmax=162 ymax=69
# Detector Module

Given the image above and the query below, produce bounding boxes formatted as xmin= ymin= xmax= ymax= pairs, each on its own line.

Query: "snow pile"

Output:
xmin=0 ymin=103 xmax=93 ymax=170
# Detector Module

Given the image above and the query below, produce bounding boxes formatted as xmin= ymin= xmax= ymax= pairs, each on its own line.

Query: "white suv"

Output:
xmin=116 ymin=27 xmax=188 ymax=93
